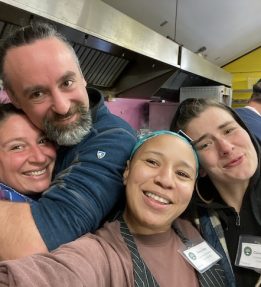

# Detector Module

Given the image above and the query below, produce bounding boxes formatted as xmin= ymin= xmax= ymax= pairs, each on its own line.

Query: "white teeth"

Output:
xmin=145 ymin=192 xmax=170 ymax=204
xmin=26 ymin=169 xmax=46 ymax=176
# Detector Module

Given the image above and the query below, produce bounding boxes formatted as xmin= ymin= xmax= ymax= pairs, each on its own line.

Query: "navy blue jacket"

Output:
xmin=31 ymin=88 xmax=137 ymax=250
xmin=236 ymin=107 xmax=261 ymax=143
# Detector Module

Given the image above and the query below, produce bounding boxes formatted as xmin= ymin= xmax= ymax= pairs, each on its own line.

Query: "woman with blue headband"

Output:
xmin=0 ymin=131 xmax=224 ymax=287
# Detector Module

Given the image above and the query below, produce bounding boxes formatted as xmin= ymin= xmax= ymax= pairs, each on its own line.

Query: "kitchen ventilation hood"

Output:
xmin=0 ymin=0 xmax=231 ymax=101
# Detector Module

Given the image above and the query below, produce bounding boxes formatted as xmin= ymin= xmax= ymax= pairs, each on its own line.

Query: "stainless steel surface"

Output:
xmin=180 ymin=86 xmax=232 ymax=106
xmin=103 ymin=0 xmax=261 ymax=67
xmin=0 ymin=0 xmax=232 ymax=99
xmin=72 ymin=42 xmax=129 ymax=88
xmin=0 ymin=0 xmax=179 ymax=68
xmin=181 ymin=47 xmax=232 ymax=87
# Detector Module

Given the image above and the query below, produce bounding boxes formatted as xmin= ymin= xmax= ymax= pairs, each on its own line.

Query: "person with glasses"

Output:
xmin=170 ymin=98 xmax=261 ymax=287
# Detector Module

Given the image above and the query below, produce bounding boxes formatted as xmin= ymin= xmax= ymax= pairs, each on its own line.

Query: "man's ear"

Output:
xmin=81 ymin=76 xmax=87 ymax=87
xmin=6 ymin=89 xmax=21 ymax=108
xmin=123 ymin=160 xmax=130 ymax=185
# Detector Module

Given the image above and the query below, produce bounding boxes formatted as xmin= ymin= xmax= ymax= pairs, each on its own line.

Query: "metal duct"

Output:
xmin=0 ymin=17 xmax=130 ymax=89
xmin=0 ymin=0 xmax=231 ymax=100
xmin=72 ymin=42 xmax=129 ymax=88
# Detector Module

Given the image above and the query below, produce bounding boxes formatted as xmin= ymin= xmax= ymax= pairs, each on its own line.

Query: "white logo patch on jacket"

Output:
xmin=97 ymin=150 xmax=106 ymax=159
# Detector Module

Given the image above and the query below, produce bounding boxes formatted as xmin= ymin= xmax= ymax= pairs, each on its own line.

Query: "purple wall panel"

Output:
xmin=149 ymin=102 xmax=179 ymax=131
xmin=105 ymin=98 xmax=150 ymax=130
xmin=106 ymin=98 xmax=179 ymax=132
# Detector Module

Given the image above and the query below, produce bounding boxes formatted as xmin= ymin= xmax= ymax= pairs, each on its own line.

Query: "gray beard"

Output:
xmin=43 ymin=106 xmax=92 ymax=146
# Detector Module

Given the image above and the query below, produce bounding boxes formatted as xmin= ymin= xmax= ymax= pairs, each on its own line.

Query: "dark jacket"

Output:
xmin=236 ymin=107 xmax=261 ymax=143
xmin=188 ymin=108 xmax=261 ymax=287
xmin=31 ymin=88 xmax=137 ymax=250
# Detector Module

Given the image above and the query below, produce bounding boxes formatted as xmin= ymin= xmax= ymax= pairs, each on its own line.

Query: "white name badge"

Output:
xmin=180 ymin=241 xmax=222 ymax=273
xmin=235 ymin=235 xmax=261 ymax=271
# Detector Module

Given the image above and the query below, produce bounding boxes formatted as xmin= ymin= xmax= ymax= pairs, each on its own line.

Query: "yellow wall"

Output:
xmin=223 ymin=47 xmax=261 ymax=107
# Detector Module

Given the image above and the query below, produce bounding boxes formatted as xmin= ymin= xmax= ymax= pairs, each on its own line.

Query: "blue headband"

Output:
xmin=130 ymin=130 xmax=199 ymax=175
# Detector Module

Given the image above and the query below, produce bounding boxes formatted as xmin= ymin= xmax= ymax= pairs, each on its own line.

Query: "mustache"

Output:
xmin=43 ymin=104 xmax=92 ymax=146
xmin=50 ymin=105 xmax=85 ymax=121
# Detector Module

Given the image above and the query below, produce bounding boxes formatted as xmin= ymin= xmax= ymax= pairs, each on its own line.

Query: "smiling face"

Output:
xmin=185 ymin=107 xmax=258 ymax=188
xmin=123 ymin=134 xmax=197 ymax=235
xmin=0 ymin=114 xmax=56 ymax=195
xmin=3 ymin=37 xmax=90 ymax=145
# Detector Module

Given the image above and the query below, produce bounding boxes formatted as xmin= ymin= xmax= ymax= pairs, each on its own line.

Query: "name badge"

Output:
xmin=179 ymin=240 xmax=222 ymax=273
xmin=235 ymin=235 xmax=261 ymax=271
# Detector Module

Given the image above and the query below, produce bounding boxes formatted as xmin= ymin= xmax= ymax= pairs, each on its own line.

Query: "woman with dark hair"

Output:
xmin=0 ymin=103 xmax=56 ymax=202
xmin=0 ymin=131 xmax=226 ymax=287
xmin=170 ymin=98 xmax=261 ymax=287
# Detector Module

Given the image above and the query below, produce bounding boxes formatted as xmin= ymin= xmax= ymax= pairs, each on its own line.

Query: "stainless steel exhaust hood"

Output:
xmin=0 ymin=0 xmax=231 ymax=101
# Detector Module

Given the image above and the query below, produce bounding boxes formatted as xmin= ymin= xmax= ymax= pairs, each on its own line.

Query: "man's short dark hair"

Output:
xmin=0 ymin=22 xmax=76 ymax=89
xmin=250 ymin=79 xmax=261 ymax=103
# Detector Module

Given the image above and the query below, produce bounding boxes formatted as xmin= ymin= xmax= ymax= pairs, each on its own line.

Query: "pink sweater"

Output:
xmin=0 ymin=219 xmax=200 ymax=287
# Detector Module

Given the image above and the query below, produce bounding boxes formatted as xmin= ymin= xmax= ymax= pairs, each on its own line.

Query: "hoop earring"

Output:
xmin=195 ymin=181 xmax=213 ymax=204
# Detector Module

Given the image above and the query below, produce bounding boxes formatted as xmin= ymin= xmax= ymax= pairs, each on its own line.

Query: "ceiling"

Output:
xmin=103 ymin=0 xmax=261 ymax=67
